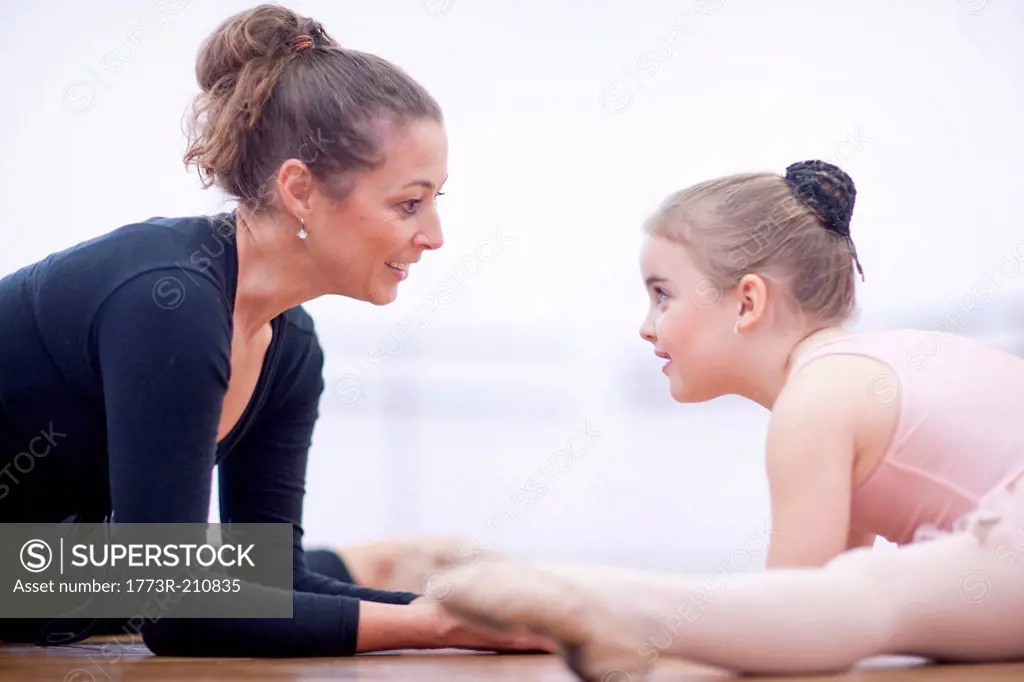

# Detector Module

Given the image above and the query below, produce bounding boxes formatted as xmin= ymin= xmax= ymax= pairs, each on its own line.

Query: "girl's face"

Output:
xmin=638 ymin=234 xmax=741 ymax=403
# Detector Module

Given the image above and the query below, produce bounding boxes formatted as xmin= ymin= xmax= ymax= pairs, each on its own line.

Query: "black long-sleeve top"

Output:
xmin=0 ymin=213 xmax=417 ymax=656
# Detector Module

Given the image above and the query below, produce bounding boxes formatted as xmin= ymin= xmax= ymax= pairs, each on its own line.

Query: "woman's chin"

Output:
xmin=364 ymin=282 xmax=400 ymax=306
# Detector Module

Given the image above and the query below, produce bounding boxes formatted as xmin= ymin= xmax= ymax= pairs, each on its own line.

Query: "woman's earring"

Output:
xmin=297 ymin=218 xmax=308 ymax=240
xmin=733 ymin=320 xmax=741 ymax=335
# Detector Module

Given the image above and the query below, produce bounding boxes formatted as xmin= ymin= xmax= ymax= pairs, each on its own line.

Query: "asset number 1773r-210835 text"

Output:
xmin=126 ymin=578 xmax=241 ymax=593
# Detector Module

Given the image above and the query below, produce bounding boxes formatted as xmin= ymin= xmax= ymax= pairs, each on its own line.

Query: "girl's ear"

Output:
xmin=734 ymin=273 xmax=769 ymax=333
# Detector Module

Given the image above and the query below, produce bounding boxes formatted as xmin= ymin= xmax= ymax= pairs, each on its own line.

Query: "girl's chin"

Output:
xmin=666 ymin=372 xmax=702 ymax=404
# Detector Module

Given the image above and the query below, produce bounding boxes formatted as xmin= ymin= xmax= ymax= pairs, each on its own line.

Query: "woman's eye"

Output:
xmin=655 ymin=287 xmax=668 ymax=303
xmin=402 ymin=190 xmax=443 ymax=214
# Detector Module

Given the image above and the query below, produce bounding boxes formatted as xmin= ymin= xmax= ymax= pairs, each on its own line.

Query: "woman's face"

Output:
xmin=638 ymin=234 xmax=740 ymax=403
xmin=306 ymin=118 xmax=449 ymax=305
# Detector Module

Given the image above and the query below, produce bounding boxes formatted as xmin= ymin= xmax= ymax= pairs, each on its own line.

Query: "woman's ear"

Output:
xmin=276 ymin=158 xmax=316 ymax=216
xmin=734 ymin=273 xmax=769 ymax=333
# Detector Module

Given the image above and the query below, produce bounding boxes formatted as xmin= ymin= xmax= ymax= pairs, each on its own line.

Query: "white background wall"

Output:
xmin=2 ymin=0 xmax=1022 ymax=573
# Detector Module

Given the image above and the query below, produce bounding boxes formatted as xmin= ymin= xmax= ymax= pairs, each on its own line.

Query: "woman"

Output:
xmin=0 ymin=4 xmax=538 ymax=657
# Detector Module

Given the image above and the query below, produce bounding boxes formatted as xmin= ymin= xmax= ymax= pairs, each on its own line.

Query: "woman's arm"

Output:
xmin=356 ymin=599 xmax=552 ymax=653
xmin=215 ymin=314 xmax=549 ymax=655
xmin=96 ymin=268 xmax=229 ymax=525
xmin=216 ymin=319 xmax=422 ymax=604
xmin=85 ymin=269 xmax=423 ymax=656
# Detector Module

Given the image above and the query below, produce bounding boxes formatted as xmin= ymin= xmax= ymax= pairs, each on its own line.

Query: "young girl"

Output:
xmin=634 ymin=159 xmax=1024 ymax=567
xmin=427 ymin=162 xmax=1024 ymax=677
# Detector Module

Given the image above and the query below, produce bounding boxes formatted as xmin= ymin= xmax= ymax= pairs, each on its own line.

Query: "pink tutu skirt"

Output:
xmin=913 ymin=468 xmax=1024 ymax=546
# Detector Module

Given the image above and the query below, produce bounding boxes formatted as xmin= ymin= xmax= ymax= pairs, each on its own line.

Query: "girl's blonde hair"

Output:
xmin=644 ymin=160 xmax=864 ymax=325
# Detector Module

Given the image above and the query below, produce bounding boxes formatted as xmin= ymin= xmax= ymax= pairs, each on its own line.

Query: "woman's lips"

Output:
xmin=385 ymin=261 xmax=409 ymax=281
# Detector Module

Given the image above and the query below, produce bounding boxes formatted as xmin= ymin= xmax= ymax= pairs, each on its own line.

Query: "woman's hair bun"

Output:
xmin=183 ymin=4 xmax=441 ymax=212
xmin=783 ymin=159 xmax=857 ymax=237
xmin=194 ymin=4 xmax=337 ymax=93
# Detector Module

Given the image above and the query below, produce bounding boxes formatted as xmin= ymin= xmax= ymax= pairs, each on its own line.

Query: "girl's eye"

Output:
xmin=655 ymin=287 xmax=669 ymax=303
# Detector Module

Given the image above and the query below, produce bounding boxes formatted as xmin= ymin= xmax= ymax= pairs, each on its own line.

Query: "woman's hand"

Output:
xmin=411 ymin=597 xmax=556 ymax=653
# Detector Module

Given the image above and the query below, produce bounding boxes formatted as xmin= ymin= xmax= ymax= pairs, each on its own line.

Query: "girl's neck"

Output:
xmin=730 ymin=325 xmax=852 ymax=410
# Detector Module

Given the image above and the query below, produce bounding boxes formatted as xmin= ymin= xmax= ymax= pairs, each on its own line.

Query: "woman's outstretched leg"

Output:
xmin=436 ymin=486 xmax=1024 ymax=680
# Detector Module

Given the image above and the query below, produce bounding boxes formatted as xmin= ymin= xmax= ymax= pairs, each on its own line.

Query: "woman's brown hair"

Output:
xmin=183 ymin=4 xmax=442 ymax=211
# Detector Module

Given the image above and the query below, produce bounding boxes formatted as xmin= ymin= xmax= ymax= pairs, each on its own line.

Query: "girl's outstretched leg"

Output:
xmin=438 ymin=483 xmax=1024 ymax=680
xmin=440 ymin=554 xmax=899 ymax=679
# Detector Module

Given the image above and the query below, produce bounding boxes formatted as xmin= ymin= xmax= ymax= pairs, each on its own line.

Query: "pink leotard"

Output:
xmin=790 ymin=329 xmax=1024 ymax=545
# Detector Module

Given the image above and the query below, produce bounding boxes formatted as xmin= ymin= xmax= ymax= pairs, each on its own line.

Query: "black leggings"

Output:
xmin=304 ymin=548 xmax=355 ymax=584
xmin=0 ymin=549 xmax=354 ymax=645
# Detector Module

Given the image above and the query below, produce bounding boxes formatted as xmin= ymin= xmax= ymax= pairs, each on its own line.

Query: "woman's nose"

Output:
xmin=415 ymin=217 xmax=444 ymax=251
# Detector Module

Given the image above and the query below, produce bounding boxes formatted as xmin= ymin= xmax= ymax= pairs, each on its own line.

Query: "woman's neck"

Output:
xmin=231 ymin=209 xmax=325 ymax=341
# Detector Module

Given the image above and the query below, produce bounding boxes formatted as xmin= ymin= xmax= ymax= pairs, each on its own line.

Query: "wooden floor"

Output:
xmin=3 ymin=638 xmax=1024 ymax=681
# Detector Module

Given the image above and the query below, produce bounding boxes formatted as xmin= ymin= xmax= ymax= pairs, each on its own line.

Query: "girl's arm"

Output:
xmin=847 ymin=527 xmax=877 ymax=550
xmin=763 ymin=355 xmax=863 ymax=568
